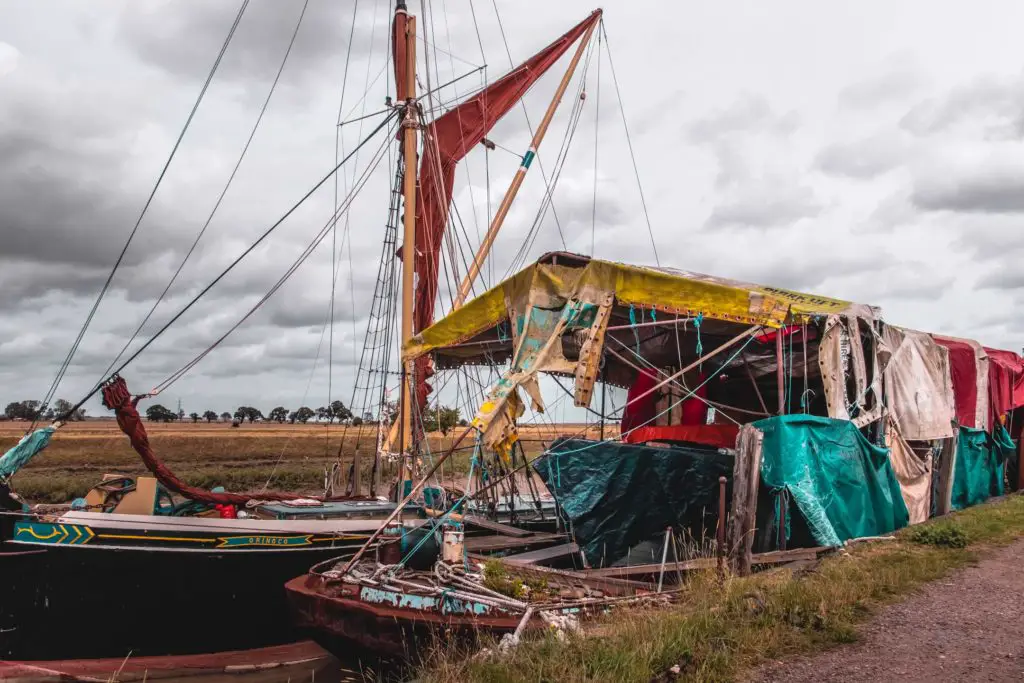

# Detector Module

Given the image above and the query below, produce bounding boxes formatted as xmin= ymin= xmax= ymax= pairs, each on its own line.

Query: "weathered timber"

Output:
xmin=935 ymin=432 xmax=958 ymax=516
xmin=463 ymin=515 xmax=534 ymax=538
xmin=728 ymin=424 xmax=764 ymax=575
xmin=502 ymin=542 xmax=580 ymax=566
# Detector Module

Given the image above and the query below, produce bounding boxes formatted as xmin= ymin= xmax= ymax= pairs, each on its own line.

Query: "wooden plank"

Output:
xmin=464 ymin=532 xmax=566 ymax=554
xmin=585 ymin=557 xmax=714 ymax=578
xmin=465 ymin=556 xmax=659 ymax=594
xmin=463 ymin=514 xmax=533 ymax=538
xmin=584 ymin=546 xmax=826 ymax=579
xmin=503 ymin=542 xmax=579 ymax=566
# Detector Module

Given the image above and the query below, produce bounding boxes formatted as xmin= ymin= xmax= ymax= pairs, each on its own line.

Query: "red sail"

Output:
xmin=413 ymin=10 xmax=602 ymax=335
xmin=410 ymin=10 xmax=600 ymax=411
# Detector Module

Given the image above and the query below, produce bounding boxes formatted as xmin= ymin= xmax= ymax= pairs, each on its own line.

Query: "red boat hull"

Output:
xmin=285 ymin=574 xmax=524 ymax=658
xmin=0 ymin=641 xmax=337 ymax=683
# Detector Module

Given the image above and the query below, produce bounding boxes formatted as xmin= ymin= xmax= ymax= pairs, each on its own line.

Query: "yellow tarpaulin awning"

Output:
xmin=404 ymin=256 xmax=875 ymax=361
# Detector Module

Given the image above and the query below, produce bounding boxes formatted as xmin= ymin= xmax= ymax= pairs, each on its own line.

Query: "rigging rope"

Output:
xmin=39 ymin=0 xmax=250 ymax=420
xmin=101 ymin=0 xmax=308 ymax=383
xmin=328 ymin=0 xmax=361 ymax=461
xmin=60 ymin=110 xmax=399 ymax=421
xmin=151 ymin=116 xmax=398 ymax=395
xmin=601 ymin=20 xmax=660 ymax=265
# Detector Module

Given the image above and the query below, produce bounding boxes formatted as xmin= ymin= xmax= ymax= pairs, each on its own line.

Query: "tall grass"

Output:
xmin=419 ymin=495 xmax=1024 ymax=683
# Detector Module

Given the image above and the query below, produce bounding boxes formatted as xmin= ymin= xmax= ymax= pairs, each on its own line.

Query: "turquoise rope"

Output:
xmin=694 ymin=312 xmax=704 ymax=357
xmin=628 ymin=304 xmax=641 ymax=354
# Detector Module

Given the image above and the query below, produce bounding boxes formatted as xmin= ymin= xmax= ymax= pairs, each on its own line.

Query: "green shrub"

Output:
xmin=903 ymin=522 xmax=969 ymax=548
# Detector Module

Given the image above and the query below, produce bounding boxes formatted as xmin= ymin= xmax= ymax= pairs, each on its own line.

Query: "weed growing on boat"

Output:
xmin=482 ymin=560 xmax=528 ymax=599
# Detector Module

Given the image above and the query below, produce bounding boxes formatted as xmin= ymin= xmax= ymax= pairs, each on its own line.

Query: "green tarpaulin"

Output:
xmin=534 ymin=438 xmax=732 ymax=567
xmin=756 ymin=415 xmax=909 ymax=547
xmin=951 ymin=426 xmax=1012 ymax=511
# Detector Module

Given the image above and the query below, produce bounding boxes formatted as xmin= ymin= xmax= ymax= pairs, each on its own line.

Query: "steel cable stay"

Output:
xmin=150 ymin=117 xmax=398 ymax=396
xmin=56 ymin=110 xmax=399 ymax=421
xmin=504 ymin=36 xmax=595 ymax=277
xmin=328 ymin=0 xmax=362 ymax=460
xmin=600 ymin=20 xmax=660 ymax=265
xmin=100 ymin=0 xmax=311 ymax=384
xmin=37 ymin=0 xmax=251 ymax=421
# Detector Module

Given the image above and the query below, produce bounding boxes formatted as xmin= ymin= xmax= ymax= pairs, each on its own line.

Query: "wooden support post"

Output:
xmin=717 ymin=476 xmax=727 ymax=579
xmin=776 ymin=331 xmax=786 ymax=415
xmin=801 ymin=323 xmax=808 ymax=413
xmin=728 ymin=424 xmax=763 ymax=576
xmin=1017 ymin=433 xmax=1024 ymax=492
xmin=777 ymin=491 xmax=788 ymax=551
xmin=935 ymin=432 xmax=958 ymax=516
xmin=351 ymin=450 xmax=362 ymax=497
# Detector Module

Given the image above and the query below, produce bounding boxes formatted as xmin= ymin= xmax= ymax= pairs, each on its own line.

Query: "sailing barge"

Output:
xmin=1 ymin=0 xmax=580 ymax=661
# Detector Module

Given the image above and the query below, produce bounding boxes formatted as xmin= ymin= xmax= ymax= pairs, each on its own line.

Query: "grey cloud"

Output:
xmin=688 ymin=94 xmax=798 ymax=143
xmin=117 ymin=0 xmax=371 ymax=89
xmin=900 ymin=73 xmax=1024 ymax=138
xmin=912 ymin=163 xmax=1024 ymax=214
xmin=838 ymin=60 xmax=926 ymax=109
xmin=705 ymin=184 xmax=822 ymax=229
xmin=815 ymin=133 xmax=908 ymax=180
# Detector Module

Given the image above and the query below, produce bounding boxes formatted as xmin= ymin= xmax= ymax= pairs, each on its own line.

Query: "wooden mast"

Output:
xmin=451 ymin=15 xmax=600 ymax=309
xmin=398 ymin=11 xmax=418 ymax=493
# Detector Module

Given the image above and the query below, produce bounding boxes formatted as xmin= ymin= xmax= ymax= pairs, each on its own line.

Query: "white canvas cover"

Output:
xmin=882 ymin=325 xmax=956 ymax=440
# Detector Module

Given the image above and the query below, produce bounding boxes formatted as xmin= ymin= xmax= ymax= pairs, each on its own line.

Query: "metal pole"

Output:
xmin=452 ymin=16 xmax=600 ymax=309
xmin=717 ymin=475 xmax=727 ymax=579
xmin=775 ymin=331 xmax=786 ymax=415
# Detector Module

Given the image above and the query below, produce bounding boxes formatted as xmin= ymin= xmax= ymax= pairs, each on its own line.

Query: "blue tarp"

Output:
xmin=0 ymin=427 xmax=55 ymax=479
xmin=951 ymin=426 xmax=1013 ymax=511
xmin=534 ymin=438 xmax=732 ymax=567
xmin=756 ymin=415 xmax=909 ymax=547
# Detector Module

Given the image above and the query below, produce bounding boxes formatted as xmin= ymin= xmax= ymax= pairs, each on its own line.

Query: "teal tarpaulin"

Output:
xmin=951 ymin=426 xmax=1012 ymax=511
xmin=0 ymin=426 xmax=55 ymax=479
xmin=756 ymin=415 xmax=909 ymax=547
xmin=534 ymin=438 xmax=732 ymax=567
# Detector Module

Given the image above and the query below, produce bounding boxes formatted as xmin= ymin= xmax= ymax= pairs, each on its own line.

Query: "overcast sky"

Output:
xmin=2 ymin=0 xmax=1023 ymax=421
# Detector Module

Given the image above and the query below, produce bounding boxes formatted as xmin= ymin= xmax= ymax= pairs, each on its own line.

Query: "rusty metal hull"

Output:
xmin=286 ymin=573 xmax=527 ymax=658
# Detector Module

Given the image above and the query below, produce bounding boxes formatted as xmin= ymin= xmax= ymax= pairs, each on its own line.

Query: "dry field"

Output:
xmin=0 ymin=419 xmax=607 ymax=503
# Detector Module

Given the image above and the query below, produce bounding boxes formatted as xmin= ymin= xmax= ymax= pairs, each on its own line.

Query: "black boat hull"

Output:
xmin=1 ymin=541 xmax=351 ymax=660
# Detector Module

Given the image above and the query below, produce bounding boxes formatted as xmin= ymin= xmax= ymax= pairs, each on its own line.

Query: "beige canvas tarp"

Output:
xmin=885 ymin=417 xmax=932 ymax=524
xmin=882 ymin=326 xmax=956 ymax=440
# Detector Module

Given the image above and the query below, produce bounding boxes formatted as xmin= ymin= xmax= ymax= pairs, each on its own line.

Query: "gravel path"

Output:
xmin=753 ymin=539 xmax=1024 ymax=682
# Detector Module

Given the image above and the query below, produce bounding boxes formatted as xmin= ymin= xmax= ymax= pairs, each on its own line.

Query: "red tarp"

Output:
xmin=985 ymin=347 xmax=1024 ymax=427
xmin=622 ymin=424 xmax=740 ymax=449
xmin=934 ymin=336 xmax=980 ymax=428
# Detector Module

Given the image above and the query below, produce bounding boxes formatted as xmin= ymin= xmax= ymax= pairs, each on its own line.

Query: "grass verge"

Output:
xmin=417 ymin=494 xmax=1024 ymax=683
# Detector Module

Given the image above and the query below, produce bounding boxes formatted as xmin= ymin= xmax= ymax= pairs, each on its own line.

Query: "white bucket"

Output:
xmin=442 ymin=527 xmax=465 ymax=563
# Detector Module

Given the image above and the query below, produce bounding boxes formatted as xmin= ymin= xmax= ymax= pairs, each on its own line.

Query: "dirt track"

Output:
xmin=754 ymin=539 xmax=1024 ymax=682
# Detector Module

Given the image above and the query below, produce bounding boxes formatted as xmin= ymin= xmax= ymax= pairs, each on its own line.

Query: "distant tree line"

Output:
xmin=3 ymin=395 xmax=465 ymax=434
xmin=3 ymin=399 xmax=86 ymax=422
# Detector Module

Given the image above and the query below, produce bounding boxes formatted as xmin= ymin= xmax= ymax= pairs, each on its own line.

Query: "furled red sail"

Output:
xmin=405 ymin=10 xmax=601 ymax=411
